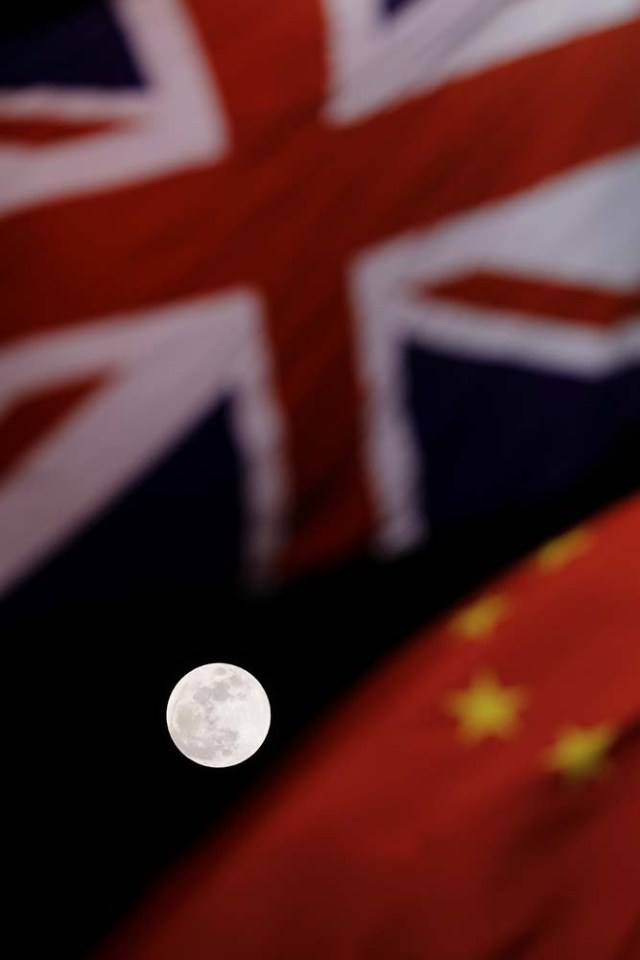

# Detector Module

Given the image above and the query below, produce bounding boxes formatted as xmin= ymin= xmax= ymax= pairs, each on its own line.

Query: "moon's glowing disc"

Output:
xmin=166 ymin=663 xmax=271 ymax=767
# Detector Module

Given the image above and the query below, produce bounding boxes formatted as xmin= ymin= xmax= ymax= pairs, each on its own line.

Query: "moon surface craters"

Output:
xmin=166 ymin=663 xmax=270 ymax=768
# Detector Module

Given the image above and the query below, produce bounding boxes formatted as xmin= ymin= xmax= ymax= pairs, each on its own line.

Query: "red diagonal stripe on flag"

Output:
xmin=427 ymin=272 xmax=640 ymax=328
xmin=0 ymin=117 xmax=123 ymax=146
xmin=1 ymin=376 xmax=103 ymax=480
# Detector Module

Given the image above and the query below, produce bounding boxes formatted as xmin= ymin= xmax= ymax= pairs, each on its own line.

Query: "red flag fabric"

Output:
xmin=98 ymin=494 xmax=640 ymax=960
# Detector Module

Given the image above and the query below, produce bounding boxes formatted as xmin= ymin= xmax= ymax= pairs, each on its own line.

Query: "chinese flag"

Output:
xmin=99 ymin=495 xmax=640 ymax=960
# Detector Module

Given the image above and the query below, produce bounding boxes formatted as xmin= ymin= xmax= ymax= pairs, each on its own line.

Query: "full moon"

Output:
xmin=166 ymin=663 xmax=271 ymax=767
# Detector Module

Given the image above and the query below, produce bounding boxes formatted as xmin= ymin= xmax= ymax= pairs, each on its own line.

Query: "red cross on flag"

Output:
xmin=1 ymin=0 xmax=638 ymax=602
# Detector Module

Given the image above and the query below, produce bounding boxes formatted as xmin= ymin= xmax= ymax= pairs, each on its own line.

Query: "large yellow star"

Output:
xmin=446 ymin=672 xmax=526 ymax=742
xmin=535 ymin=527 xmax=592 ymax=572
xmin=545 ymin=724 xmax=615 ymax=782
xmin=449 ymin=594 xmax=510 ymax=640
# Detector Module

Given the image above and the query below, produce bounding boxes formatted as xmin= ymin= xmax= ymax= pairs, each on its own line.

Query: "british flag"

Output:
xmin=1 ymin=0 xmax=639 ymax=605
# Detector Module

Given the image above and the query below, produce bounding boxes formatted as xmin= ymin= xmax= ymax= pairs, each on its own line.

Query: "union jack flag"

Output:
xmin=1 ymin=0 xmax=639 ymax=603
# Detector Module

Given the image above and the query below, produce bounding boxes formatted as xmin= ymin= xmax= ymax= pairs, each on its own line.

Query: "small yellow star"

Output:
xmin=535 ymin=527 xmax=592 ymax=572
xmin=449 ymin=594 xmax=510 ymax=640
xmin=546 ymin=724 xmax=615 ymax=782
xmin=446 ymin=671 xmax=526 ymax=742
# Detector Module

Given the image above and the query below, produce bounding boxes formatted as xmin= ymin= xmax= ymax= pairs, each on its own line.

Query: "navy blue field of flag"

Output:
xmin=0 ymin=2 xmax=145 ymax=88
xmin=405 ymin=344 xmax=640 ymax=533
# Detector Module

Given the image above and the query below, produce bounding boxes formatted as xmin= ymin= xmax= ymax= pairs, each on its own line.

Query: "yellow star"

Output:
xmin=449 ymin=594 xmax=510 ymax=640
xmin=446 ymin=672 xmax=526 ymax=742
xmin=535 ymin=527 xmax=592 ymax=572
xmin=546 ymin=724 xmax=615 ymax=782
